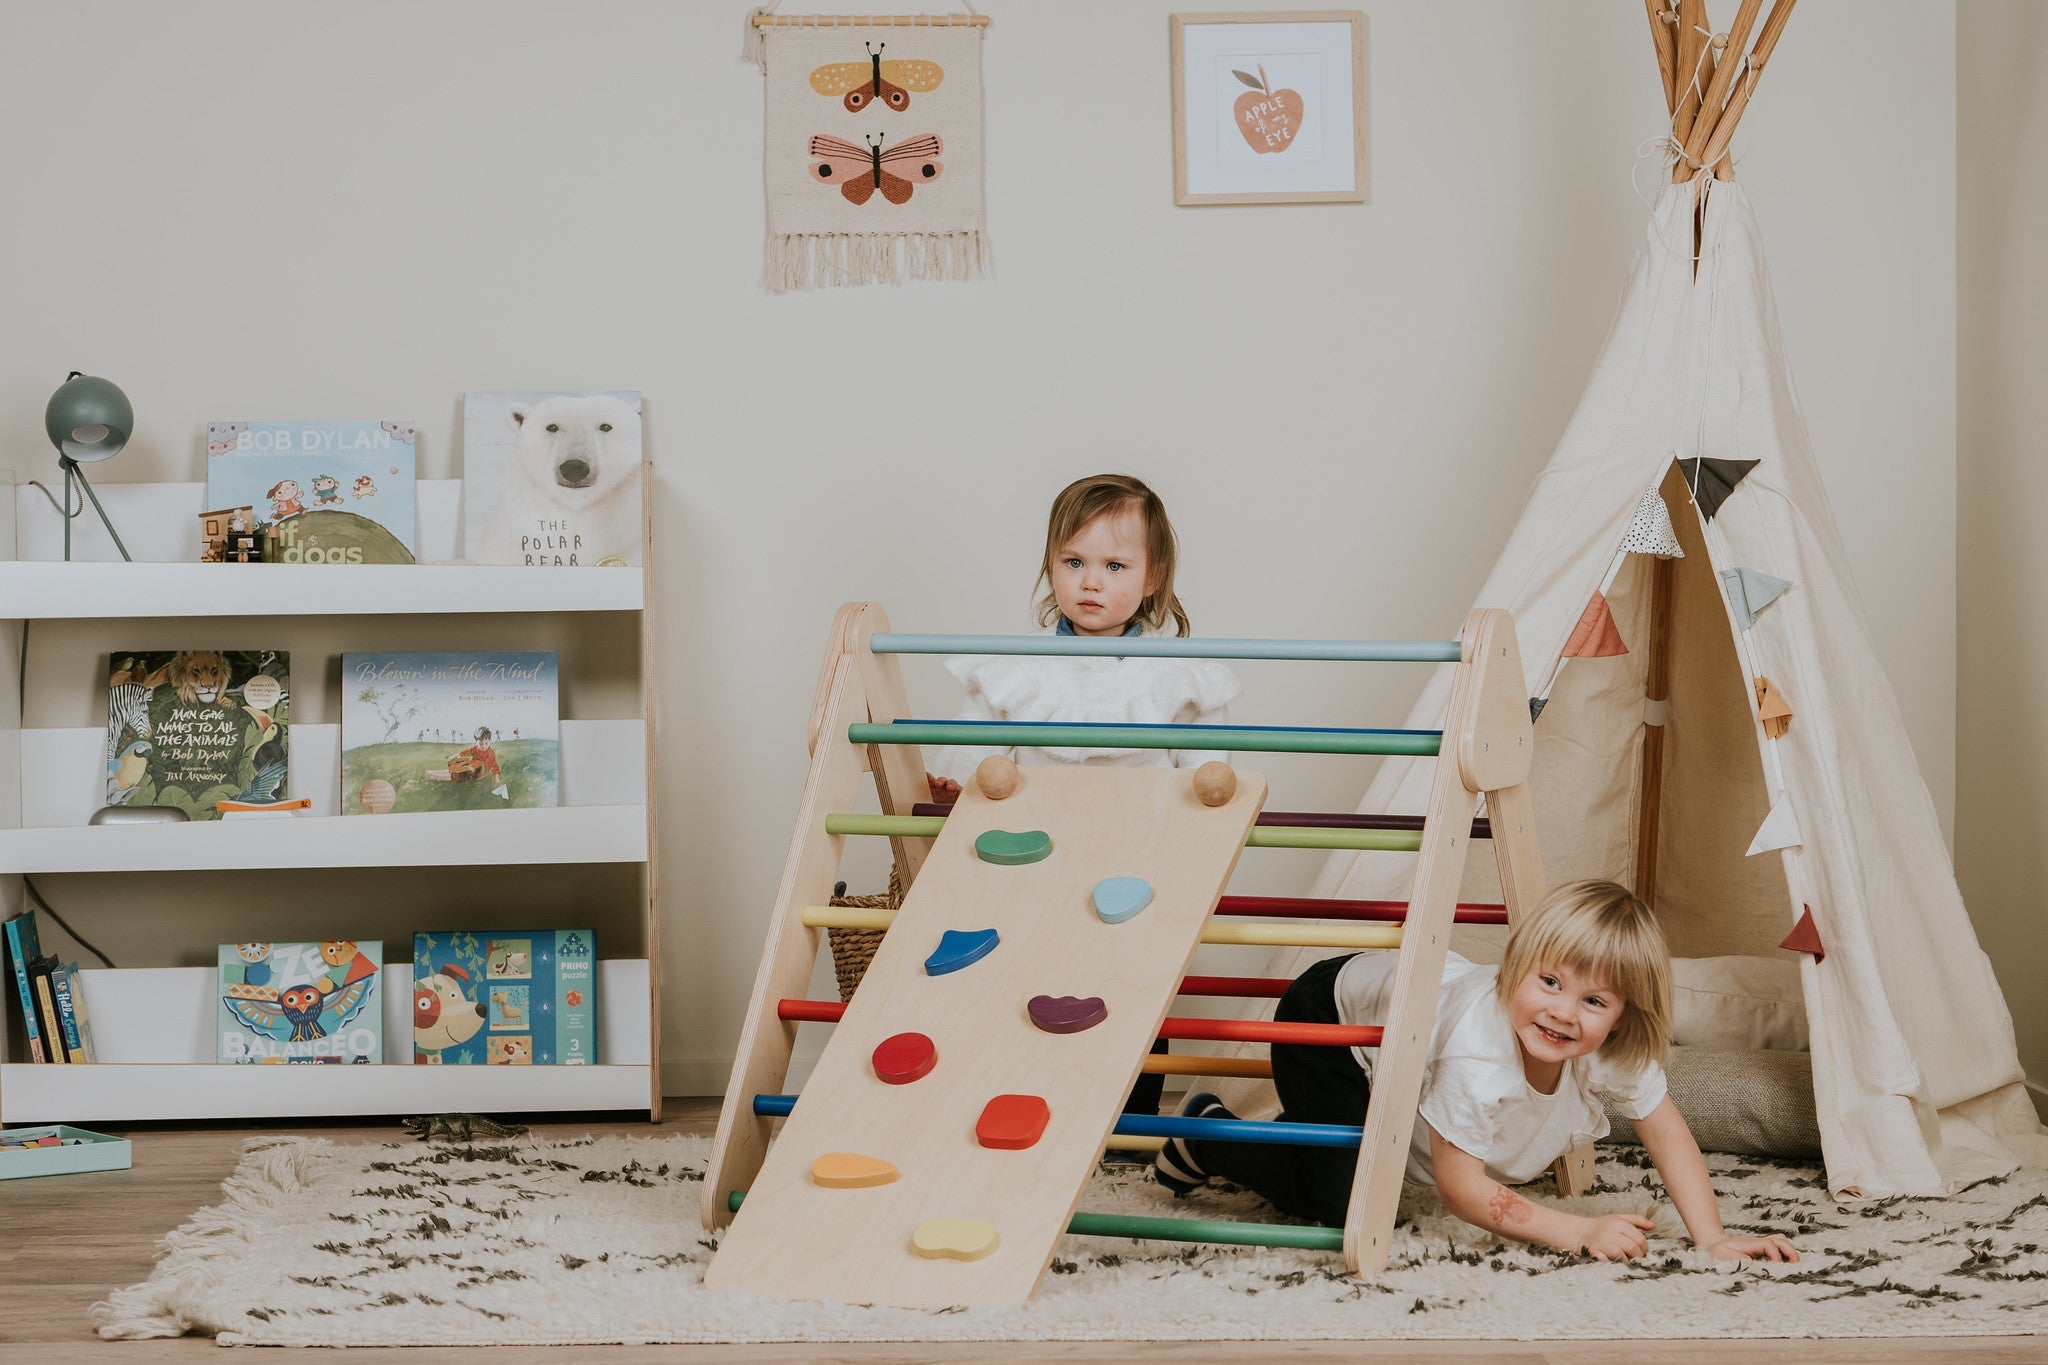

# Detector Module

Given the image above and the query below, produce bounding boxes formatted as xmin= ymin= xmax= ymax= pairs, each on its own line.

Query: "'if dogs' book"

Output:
xmin=339 ymin=652 xmax=559 ymax=815
xmin=462 ymin=390 xmax=643 ymax=568
xmin=412 ymin=930 xmax=596 ymax=1065
xmin=206 ymin=420 xmax=418 ymax=563
xmin=217 ymin=941 xmax=383 ymax=1063
xmin=106 ymin=651 xmax=290 ymax=821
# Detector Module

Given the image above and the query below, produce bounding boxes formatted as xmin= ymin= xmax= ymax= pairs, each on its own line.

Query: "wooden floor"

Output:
xmin=4 ymin=1099 xmax=2043 ymax=1364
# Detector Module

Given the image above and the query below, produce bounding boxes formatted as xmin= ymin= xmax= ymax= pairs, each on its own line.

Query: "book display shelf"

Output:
xmin=0 ymin=467 xmax=661 ymax=1123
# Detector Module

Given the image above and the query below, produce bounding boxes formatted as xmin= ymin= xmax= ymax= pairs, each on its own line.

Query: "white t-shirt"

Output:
xmin=1333 ymin=950 xmax=1667 ymax=1186
xmin=924 ymin=627 xmax=1242 ymax=787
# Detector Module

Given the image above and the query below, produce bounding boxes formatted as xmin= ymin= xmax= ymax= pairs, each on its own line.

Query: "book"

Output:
xmin=217 ymin=942 xmax=383 ymax=1064
xmin=206 ymin=420 xmax=418 ymax=564
xmin=30 ymin=958 xmax=65 ymax=1064
xmin=50 ymin=965 xmax=85 ymax=1064
xmin=462 ymin=391 xmax=643 ymax=568
xmin=218 ymin=797 xmax=313 ymax=818
xmin=3 ymin=913 xmax=48 ymax=1064
xmin=67 ymin=965 xmax=99 ymax=1063
xmin=339 ymin=652 xmax=560 ymax=815
xmin=412 ymin=930 xmax=596 ymax=1065
xmin=105 ymin=651 xmax=290 ymax=821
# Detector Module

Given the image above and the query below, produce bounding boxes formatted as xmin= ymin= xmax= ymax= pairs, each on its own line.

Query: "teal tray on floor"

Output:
xmin=0 ymin=1125 xmax=132 ymax=1179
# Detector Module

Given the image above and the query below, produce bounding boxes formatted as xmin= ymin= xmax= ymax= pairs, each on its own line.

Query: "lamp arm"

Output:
xmin=60 ymin=457 xmax=134 ymax=563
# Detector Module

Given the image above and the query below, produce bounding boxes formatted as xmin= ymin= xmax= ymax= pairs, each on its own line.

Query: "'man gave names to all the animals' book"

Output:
xmin=339 ymin=652 xmax=559 ymax=815
xmin=217 ymin=941 xmax=383 ymax=1064
xmin=412 ymin=930 xmax=596 ymax=1065
xmin=462 ymin=391 xmax=643 ymax=568
xmin=206 ymin=419 xmax=418 ymax=564
xmin=105 ymin=651 xmax=290 ymax=821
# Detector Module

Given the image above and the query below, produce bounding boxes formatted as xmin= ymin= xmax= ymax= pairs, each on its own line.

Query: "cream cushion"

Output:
xmin=1670 ymin=955 xmax=1809 ymax=1052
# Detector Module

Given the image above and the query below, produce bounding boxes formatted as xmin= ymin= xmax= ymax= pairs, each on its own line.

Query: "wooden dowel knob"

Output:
xmin=975 ymin=756 xmax=1020 ymax=800
xmin=1193 ymin=761 xmax=1238 ymax=807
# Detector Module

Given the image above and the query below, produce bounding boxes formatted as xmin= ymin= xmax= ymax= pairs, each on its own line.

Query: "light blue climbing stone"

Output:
xmin=925 ymin=927 xmax=1000 ymax=976
xmin=1092 ymin=877 xmax=1154 ymax=925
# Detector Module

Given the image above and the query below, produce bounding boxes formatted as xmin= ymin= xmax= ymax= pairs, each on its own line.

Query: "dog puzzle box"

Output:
xmin=339 ymin=652 xmax=559 ymax=815
xmin=412 ymin=930 xmax=596 ymax=1065
xmin=462 ymin=390 xmax=643 ymax=568
xmin=218 ymin=941 xmax=383 ymax=1064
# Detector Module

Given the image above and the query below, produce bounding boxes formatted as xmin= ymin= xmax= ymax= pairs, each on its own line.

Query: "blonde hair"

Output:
xmin=1496 ymin=879 xmax=1672 ymax=1073
xmin=1032 ymin=474 xmax=1190 ymax=637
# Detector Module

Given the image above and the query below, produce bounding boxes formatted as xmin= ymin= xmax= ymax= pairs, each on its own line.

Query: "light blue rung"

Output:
xmin=869 ymin=633 xmax=1463 ymax=663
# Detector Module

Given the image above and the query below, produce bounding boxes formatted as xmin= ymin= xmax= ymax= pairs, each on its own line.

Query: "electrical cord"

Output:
xmin=11 ymin=620 xmax=119 ymax=969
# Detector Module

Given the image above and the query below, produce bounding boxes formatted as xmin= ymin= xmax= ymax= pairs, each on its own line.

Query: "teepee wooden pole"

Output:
xmin=1635 ymin=555 xmax=1676 ymax=900
xmin=1681 ymin=0 xmax=1762 ymax=172
xmin=1670 ymin=0 xmax=1709 ymax=153
xmin=1645 ymin=0 xmax=1679 ymax=113
xmin=1698 ymin=0 xmax=1797 ymax=179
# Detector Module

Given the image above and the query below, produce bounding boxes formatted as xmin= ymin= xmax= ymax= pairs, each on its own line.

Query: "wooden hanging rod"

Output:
xmin=752 ymin=13 xmax=990 ymax=26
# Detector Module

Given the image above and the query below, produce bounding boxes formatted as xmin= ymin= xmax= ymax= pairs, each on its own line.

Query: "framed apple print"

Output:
xmin=1170 ymin=11 xmax=1368 ymax=205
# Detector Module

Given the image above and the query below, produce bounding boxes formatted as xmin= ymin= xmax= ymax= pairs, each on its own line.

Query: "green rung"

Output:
xmin=823 ymin=812 xmax=1423 ymax=853
xmin=724 ymin=1191 xmax=1342 ymax=1253
xmin=849 ymin=721 xmax=1441 ymax=758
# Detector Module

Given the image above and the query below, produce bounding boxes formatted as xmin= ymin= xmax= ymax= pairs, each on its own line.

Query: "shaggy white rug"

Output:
xmin=93 ymin=1132 xmax=2048 ymax=1346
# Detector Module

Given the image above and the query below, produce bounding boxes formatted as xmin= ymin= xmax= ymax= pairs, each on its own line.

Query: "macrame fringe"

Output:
xmin=765 ymin=229 xmax=991 ymax=292
xmin=89 ymin=1136 xmax=319 ymax=1340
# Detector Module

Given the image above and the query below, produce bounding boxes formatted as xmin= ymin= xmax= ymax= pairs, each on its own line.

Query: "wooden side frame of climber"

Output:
xmin=701 ymin=602 xmax=1556 ymax=1305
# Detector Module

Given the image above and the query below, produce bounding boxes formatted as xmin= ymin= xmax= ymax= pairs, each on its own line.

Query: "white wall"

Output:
xmin=1958 ymin=1 xmax=2048 ymax=1107
xmin=0 ymin=2 xmax=1959 ymax=1097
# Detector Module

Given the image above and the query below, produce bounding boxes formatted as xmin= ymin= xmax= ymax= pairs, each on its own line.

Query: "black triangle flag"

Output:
xmin=1677 ymin=457 xmax=1760 ymax=521
xmin=1529 ymin=697 xmax=1548 ymax=723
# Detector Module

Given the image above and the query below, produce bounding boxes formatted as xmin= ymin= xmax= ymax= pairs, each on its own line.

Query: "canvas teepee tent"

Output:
xmin=1228 ymin=0 xmax=2047 ymax=1199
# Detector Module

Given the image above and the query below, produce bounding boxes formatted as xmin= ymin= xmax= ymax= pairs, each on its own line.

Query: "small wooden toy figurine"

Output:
xmin=197 ymin=505 xmax=259 ymax=563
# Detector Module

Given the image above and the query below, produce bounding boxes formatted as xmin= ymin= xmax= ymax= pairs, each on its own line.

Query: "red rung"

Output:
xmin=775 ymin=997 xmax=1381 ymax=1048
xmin=1178 ymin=975 xmax=1291 ymax=998
xmin=1216 ymin=895 xmax=1509 ymax=925
xmin=1156 ymin=1018 xmax=1382 ymax=1047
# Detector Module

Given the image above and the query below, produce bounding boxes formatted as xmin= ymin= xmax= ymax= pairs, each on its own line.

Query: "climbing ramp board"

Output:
xmin=705 ymin=763 xmax=1267 ymax=1309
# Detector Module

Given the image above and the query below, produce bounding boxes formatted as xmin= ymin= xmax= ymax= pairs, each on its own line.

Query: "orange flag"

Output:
xmin=1779 ymin=905 xmax=1824 ymax=962
xmin=1562 ymin=593 xmax=1628 ymax=658
xmin=1754 ymin=676 xmax=1792 ymax=739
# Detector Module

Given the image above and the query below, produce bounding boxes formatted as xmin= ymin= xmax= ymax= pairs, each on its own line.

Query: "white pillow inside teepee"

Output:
xmin=1669 ymin=955 xmax=1808 ymax=1052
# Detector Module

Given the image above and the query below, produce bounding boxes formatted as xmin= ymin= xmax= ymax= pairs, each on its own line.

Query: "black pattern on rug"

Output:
xmin=92 ymin=1133 xmax=2048 ymax=1345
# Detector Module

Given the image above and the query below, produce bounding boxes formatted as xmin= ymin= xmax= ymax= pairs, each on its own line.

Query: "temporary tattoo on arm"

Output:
xmin=1487 ymin=1184 xmax=1535 ymax=1226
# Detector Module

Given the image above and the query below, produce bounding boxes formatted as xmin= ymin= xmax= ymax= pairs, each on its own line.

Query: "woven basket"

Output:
xmin=825 ymin=866 xmax=901 ymax=1002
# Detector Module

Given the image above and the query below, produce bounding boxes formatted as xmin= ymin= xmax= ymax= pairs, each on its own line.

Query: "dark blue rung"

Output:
xmin=750 ymin=1094 xmax=1361 ymax=1149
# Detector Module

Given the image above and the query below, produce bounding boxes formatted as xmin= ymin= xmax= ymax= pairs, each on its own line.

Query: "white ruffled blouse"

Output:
xmin=923 ymin=627 xmax=1243 ymax=786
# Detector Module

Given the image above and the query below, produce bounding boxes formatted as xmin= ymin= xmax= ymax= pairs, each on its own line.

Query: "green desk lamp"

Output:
xmin=44 ymin=371 xmax=134 ymax=562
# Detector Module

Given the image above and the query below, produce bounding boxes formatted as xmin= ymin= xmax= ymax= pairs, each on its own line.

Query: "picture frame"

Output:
xmin=1170 ymin=11 xmax=1369 ymax=205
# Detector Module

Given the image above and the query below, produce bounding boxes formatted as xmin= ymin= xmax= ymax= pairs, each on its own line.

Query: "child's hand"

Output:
xmin=926 ymin=772 xmax=961 ymax=804
xmin=1578 ymin=1213 xmax=1656 ymax=1261
xmin=1702 ymin=1233 xmax=1799 ymax=1263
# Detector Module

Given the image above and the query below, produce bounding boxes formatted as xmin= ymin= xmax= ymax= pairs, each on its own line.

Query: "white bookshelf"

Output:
xmin=0 ymin=467 xmax=663 ymax=1123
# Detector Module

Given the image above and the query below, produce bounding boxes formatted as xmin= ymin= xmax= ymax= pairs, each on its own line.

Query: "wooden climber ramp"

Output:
xmin=704 ymin=763 xmax=1267 ymax=1309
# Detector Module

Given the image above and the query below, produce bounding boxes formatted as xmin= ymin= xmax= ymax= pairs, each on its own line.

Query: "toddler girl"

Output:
xmin=1154 ymin=879 xmax=1800 ymax=1263
xmin=923 ymin=473 xmax=1241 ymax=798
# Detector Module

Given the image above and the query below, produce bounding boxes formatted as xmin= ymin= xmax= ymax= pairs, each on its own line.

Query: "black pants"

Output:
xmin=1189 ymin=953 xmax=1369 ymax=1227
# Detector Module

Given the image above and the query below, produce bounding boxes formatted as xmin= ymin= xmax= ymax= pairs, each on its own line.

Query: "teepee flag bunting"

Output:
xmin=1561 ymin=593 xmax=1629 ymax=658
xmin=1722 ymin=567 xmax=1792 ymax=629
xmin=1747 ymin=793 xmax=1804 ymax=855
xmin=1753 ymin=676 xmax=1792 ymax=739
xmin=1678 ymin=456 xmax=1760 ymax=521
xmin=750 ymin=9 xmax=991 ymax=292
xmin=1780 ymin=904 xmax=1826 ymax=962
xmin=1620 ymin=485 xmax=1685 ymax=557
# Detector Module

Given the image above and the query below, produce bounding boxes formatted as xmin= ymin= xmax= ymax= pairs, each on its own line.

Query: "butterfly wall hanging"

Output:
xmin=749 ymin=10 xmax=990 ymax=291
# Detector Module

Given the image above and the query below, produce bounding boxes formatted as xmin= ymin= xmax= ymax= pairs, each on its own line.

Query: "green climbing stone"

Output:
xmin=974 ymin=829 xmax=1052 ymax=865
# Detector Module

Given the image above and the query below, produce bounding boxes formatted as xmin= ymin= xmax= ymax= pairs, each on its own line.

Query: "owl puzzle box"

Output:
xmin=412 ymin=930 xmax=596 ymax=1065
xmin=217 ymin=941 xmax=383 ymax=1064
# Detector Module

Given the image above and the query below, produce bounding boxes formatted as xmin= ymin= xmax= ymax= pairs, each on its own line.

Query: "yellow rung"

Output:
xmin=1142 ymin=1054 xmax=1273 ymax=1079
xmin=799 ymin=906 xmax=1403 ymax=952
xmin=1104 ymin=1136 xmax=1167 ymax=1153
